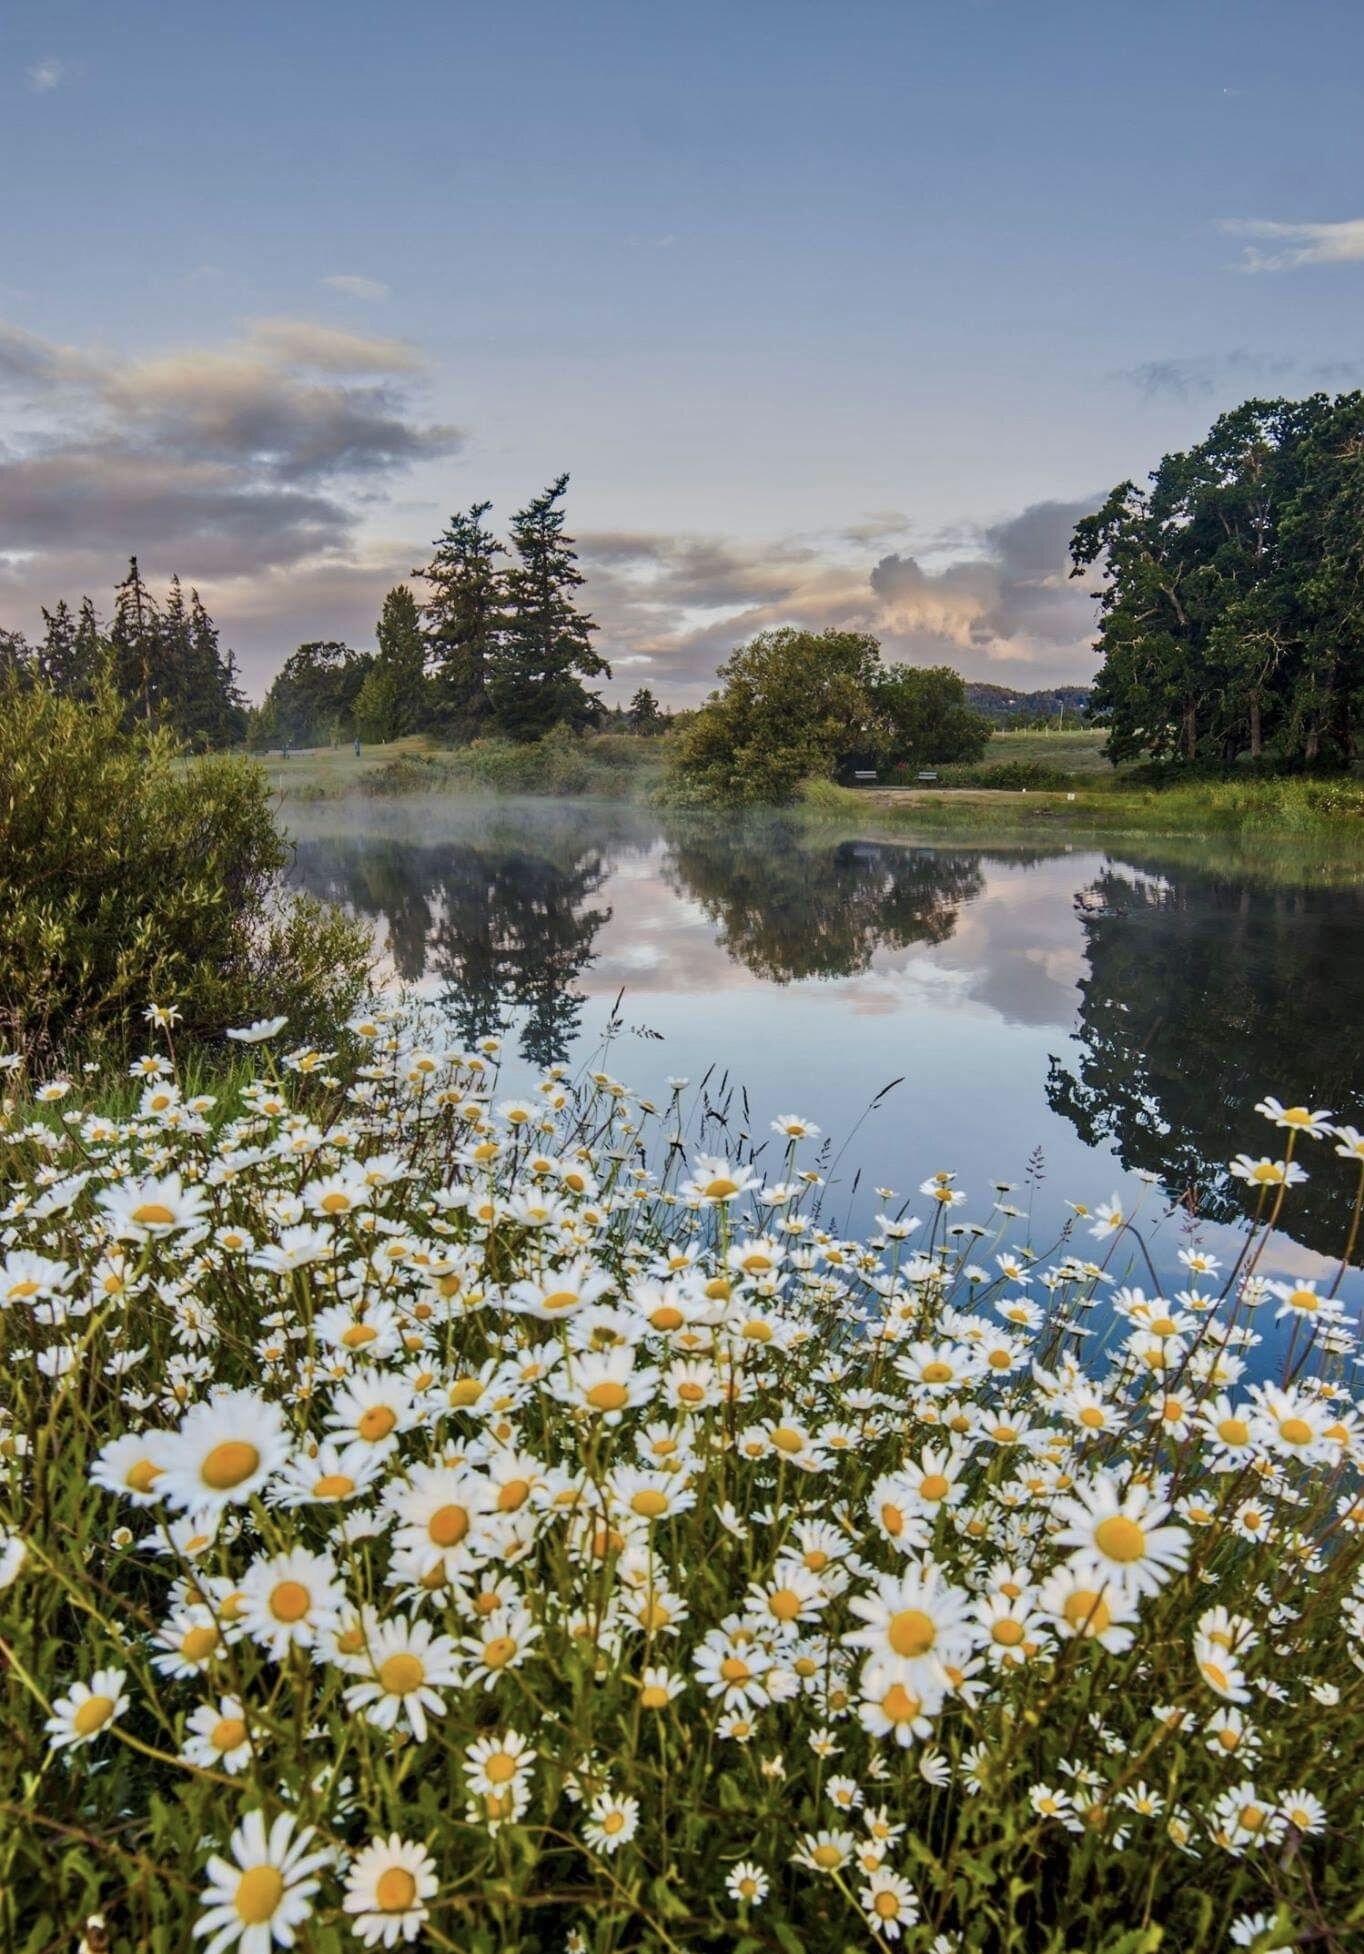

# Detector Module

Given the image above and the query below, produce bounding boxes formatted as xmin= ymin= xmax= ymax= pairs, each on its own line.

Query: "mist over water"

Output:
xmin=284 ymin=795 xmax=1364 ymax=1327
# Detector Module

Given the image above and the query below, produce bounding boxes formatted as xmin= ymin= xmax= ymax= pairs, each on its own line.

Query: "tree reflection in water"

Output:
xmin=288 ymin=804 xmax=1364 ymax=1260
xmin=288 ymin=807 xmax=989 ymax=1061
xmin=662 ymin=816 xmax=986 ymax=982
xmin=1048 ymin=857 xmax=1364 ymax=1256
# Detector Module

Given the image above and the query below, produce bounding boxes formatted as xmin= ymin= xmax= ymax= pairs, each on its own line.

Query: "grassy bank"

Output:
xmin=804 ymin=771 xmax=1364 ymax=845
xmin=256 ymin=730 xmax=667 ymax=803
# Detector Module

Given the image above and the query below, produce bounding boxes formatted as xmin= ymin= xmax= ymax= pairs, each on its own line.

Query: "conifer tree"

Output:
xmin=418 ymin=503 xmax=502 ymax=739
xmin=493 ymin=474 xmax=609 ymax=740
xmin=376 ymin=584 xmax=427 ymax=734
xmin=73 ymin=597 xmax=106 ymax=697
xmin=37 ymin=600 xmax=77 ymax=692
xmin=110 ymin=556 xmax=163 ymax=724
xmin=186 ymin=587 xmax=247 ymax=747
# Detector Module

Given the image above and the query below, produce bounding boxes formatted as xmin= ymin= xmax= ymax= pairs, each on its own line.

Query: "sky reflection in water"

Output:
xmin=285 ymin=797 xmax=1364 ymax=1322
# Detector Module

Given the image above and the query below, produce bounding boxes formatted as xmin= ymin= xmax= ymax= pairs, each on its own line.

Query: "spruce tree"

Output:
xmin=186 ymin=587 xmax=247 ymax=747
xmin=37 ymin=600 xmax=77 ymax=692
xmin=373 ymin=584 xmax=428 ymax=736
xmin=417 ymin=502 xmax=502 ymax=740
xmin=493 ymin=474 xmax=609 ymax=741
xmin=160 ymin=575 xmax=195 ymax=734
xmin=73 ymin=598 xmax=106 ymax=698
xmin=110 ymin=556 xmax=163 ymax=724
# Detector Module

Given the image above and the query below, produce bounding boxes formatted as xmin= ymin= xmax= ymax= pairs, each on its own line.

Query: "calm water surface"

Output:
xmin=285 ymin=797 xmax=1364 ymax=1312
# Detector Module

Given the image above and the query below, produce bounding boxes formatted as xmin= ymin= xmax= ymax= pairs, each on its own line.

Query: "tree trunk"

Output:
xmin=1248 ymin=693 xmax=1262 ymax=758
xmin=1182 ymin=699 xmax=1198 ymax=763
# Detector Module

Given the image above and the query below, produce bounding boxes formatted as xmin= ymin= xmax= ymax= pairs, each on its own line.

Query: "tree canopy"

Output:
xmin=672 ymin=629 xmax=991 ymax=805
xmin=1073 ymin=392 xmax=1364 ymax=768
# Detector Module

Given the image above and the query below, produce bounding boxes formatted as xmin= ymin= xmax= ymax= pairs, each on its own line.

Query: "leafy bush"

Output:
xmin=0 ymin=682 xmax=372 ymax=1065
xmin=936 ymin=760 xmax=1076 ymax=791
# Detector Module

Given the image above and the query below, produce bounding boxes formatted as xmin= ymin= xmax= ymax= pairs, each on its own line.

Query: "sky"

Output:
xmin=2 ymin=0 xmax=1363 ymax=704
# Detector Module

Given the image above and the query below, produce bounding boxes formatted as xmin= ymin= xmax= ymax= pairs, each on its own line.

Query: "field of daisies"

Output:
xmin=2 ymin=1003 xmax=1362 ymax=1954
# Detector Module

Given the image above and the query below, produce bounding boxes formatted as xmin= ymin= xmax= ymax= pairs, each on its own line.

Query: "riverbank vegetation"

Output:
xmin=1075 ymin=392 xmax=1364 ymax=769
xmin=1 ymin=1003 xmax=1362 ymax=1951
xmin=0 ymin=682 xmax=370 ymax=1070
xmin=666 ymin=630 xmax=992 ymax=807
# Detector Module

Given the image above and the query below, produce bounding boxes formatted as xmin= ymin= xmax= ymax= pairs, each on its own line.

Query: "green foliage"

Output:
xmin=937 ymin=759 xmax=1075 ymax=790
xmin=252 ymin=639 xmax=374 ymax=749
xmin=417 ymin=500 xmax=503 ymax=739
xmin=671 ymin=628 xmax=884 ymax=805
xmin=627 ymin=685 xmax=666 ymax=734
xmin=0 ymin=681 xmax=371 ymax=1064
xmin=11 ymin=561 xmax=246 ymax=749
xmin=1073 ymin=392 xmax=1364 ymax=769
xmin=873 ymin=663 xmax=993 ymax=766
xmin=490 ymin=474 xmax=610 ymax=740
xmin=671 ymin=634 xmax=994 ymax=806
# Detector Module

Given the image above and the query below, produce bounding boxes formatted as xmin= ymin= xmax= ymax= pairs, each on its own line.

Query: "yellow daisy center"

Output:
xmin=887 ymin=1608 xmax=936 ymax=1658
xmin=1093 ymin=1515 xmax=1146 ymax=1563
xmin=200 ymin=1441 xmax=260 ymax=1492
xmin=234 ymin=1866 xmax=285 ymax=1924
xmin=72 ymin=1694 xmax=115 ymax=1737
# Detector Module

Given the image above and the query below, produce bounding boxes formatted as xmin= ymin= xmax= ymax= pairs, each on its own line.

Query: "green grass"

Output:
xmin=977 ymin=727 xmax=1118 ymax=776
xmin=802 ymin=771 xmax=1364 ymax=848
xmin=254 ymin=731 xmax=667 ymax=803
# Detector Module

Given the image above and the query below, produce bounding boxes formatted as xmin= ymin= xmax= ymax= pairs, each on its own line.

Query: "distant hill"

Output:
xmin=966 ymin=682 xmax=1092 ymax=725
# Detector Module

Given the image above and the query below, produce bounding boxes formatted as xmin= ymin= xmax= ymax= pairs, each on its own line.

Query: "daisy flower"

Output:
xmin=46 ymin=1668 xmax=129 ymax=1751
xmin=726 ymin=1861 xmax=770 ymax=1906
xmin=583 ymin=1791 xmax=640 ymax=1854
xmin=1051 ymin=1472 xmax=1189 ymax=1598
xmin=843 ymin=1563 xmax=975 ymax=1682
xmin=155 ymin=1391 xmax=290 ymax=1515
xmin=342 ymin=1835 xmax=439 ymax=1948
xmin=343 ymin=1619 xmax=461 ymax=1741
xmin=98 ymin=1172 xmax=209 ymax=1241
xmin=858 ymin=1867 xmax=920 ymax=1939
xmin=182 ymin=1697 xmax=255 ymax=1774
xmin=192 ymin=1809 xmax=328 ymax=1954
xmin=238 ymin=1548 xmax=344 ymax=1658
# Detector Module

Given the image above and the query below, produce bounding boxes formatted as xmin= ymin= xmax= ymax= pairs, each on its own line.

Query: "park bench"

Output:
xmin=852 ymin=769 xmax=878 ymax=785
xmin=916 ymin=769 xmax=939 ymax=783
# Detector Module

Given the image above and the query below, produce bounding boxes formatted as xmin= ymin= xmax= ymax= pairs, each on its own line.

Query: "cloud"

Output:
xmin=1221 ymin=216 xmax=1364 ymax=272
xmin=1116 ymin=348 xmax=1364 ymax=401
xmin=0 ymin=316 xmax=460 ymax=679
xmin=244 ymin=318 xmax=419 ymax=373
xmin=323 ymin=274 xmax=390 ymax=302
xmin=25 ymin=58 xmax=64 ymax=93
xmin=579 ymin=497 xmax=1102 ymax=704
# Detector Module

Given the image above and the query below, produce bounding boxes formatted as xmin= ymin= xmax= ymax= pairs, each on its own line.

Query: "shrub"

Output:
xmin=935 ymin=760 xmax=1076 ymax=791
xmin=0 ymin=682 xmax=372 ymax=1066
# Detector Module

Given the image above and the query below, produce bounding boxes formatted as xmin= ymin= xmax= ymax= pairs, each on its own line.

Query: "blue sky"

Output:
xmin=2 ymin=0 xmax=1363 ymax=698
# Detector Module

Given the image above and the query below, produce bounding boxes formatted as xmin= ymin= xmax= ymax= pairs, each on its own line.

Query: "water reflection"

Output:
xmin=285 ymin=799 xmax=1364 ymax=1259
xmin=663 ymin=818 xmax=987 ymax=982
xmin=1048 ymin=854 xmax=1364 ymax=1253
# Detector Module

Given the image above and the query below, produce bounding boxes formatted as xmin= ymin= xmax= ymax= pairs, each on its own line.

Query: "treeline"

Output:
xmin=252 ymin=474 xmax=618 ymax=750
xmin=1074 ymin=391 xmax=1364 ymax=769
xmin=0 ymin=558 xmax=246 ymax=748
xmin=965 ymin=681 xmax=1091 ymax=727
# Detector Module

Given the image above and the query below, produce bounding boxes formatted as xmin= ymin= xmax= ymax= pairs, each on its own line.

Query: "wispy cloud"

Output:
xmin=323 ymin=273 xmax=390 ymax=302
xmin=25 ymin=58 xmax=65 ymax=93
xmin=1116 ymin=347 xmax=1364 ymax=400
xmin=1221 ymin=216 xmax=1364 ymax=272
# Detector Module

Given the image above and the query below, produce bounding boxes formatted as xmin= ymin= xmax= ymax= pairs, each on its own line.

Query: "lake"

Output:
xmin=285 ymin=796 xmax=1364 ymax=1310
